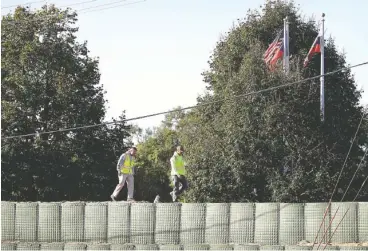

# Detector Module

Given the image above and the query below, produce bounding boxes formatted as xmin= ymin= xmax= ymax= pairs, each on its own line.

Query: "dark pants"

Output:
xmin=172 ymin=175 xmax=188 ymax=196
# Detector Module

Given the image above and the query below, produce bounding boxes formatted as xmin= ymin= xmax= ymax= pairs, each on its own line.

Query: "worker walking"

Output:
xmin=111 ymin=146 xmax=137 ymax=202
xmin=170 ymin=145 xmax=188 ymax=202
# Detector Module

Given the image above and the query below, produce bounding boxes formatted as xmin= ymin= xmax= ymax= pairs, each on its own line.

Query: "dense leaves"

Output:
xmin=2 ymin=1 xmax=367 ymax=203
xmin=180 ymin=1 xmax=367 ymax=202
xmin=1 ymin=5 xmax=132 ymax=201
xmin=137 ymin=1 xmax=368 ymax=203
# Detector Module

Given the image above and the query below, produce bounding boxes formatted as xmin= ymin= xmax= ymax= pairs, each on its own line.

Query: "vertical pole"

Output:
xmin=283 ymin=16 xmax=290 ymax=74
xmin=320 ymin=13 xmax=325 ymax=122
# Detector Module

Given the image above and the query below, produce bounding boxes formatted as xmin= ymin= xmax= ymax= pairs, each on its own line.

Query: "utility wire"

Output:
xmin=321 ymin=157 xmax=368 ymax=251
xmin=1 ymin=0 xmax=146 ymax=24
xmin=2 ymin=61 xmax=368 ymax=140
xmin=318 ymin=145 xmax=367 ymax=250
xmin=2 ymin=0 xmax=117 ymax=10
xmin=78 ymin=0 xmax=146 ymax=14
xmin=340 ymin=144 xmax=368 ymax=201
xmin=1 ymin=0 xmax=147 ymax=18
xmin=59 ymin=0 xmax=98 ymax=9
xmin=2 ymin=0 xmax=46 ymax=9
xmin=353 ymin=175 xmax=368 ymax=201
xmin=75 ymin=0 xmax=128 ymax=12
xmin=313 ymin=112 xmax=366 ymax=249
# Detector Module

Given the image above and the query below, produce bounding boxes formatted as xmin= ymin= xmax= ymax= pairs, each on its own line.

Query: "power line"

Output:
xmin=340 ymin=145 xmax=368 ymax=200
xmin=322 ymin=162 xmax=368 ymax=250
xmin=59 ymin=0 xmax=98 ymax=9
xmin=75 ymin=0 xmax=128 ymax=12
xmin=1 ymin=0 xmax=146 ymax=24
xmin=313 ymin=112 xmax=366 ymax=249
xmin=1 ymin=0 xmax=121 ymax=11
xmin=2 ymin=61 xmax=368 ymax=140
xmin=353 ymin=175 xmax=368 ymax=201
xmin=317 ymin=145 xmax=368 ymax=250
xmin=1 ymin=0 xmax=46 ymax=9
xmin=78 ymin=0 xmax=146 ymax=14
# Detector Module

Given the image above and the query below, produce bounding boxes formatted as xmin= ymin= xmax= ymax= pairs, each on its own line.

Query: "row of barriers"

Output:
xmin=1 ymin=201 xmax=367 ymax=245
xmin=1 ymin=242 xmax=368 ymax=250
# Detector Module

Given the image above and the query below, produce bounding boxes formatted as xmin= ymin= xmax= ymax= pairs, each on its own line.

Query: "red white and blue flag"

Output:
xmin=263 ymin=29 xmax=285 ymax=71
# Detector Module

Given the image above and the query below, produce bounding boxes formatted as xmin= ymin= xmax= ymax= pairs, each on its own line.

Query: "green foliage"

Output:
xmin=133 ymin=111 xmax=186 ymax=202
xmin=180 ymin=0 xmax=368 ymax=202
xmin=138 ymin=0 xmax=368 ymax=203
xmin=2 ymin=1 xmax=367 ymax=203
xmin=1 ymin=5 xmax=132 ymax=201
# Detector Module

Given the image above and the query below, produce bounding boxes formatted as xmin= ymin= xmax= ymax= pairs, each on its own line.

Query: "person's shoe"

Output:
xmin=110 ymin=195 xmax=116 ymax=201
xmin=170 ymin=191 xmax=177 ymax=202
xmin=154 ymin=195 xmax=160 ymax=203
xmin=127 ymin=198 xmax=136 ymax=203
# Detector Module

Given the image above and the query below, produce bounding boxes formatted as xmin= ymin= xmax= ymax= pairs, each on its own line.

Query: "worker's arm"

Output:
xmin=116 ymin=153 xmax=126 ymax=175
xmin=170 ymin=155 xmax=179 ymax=176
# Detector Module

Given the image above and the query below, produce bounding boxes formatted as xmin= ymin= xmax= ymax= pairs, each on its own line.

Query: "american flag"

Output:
xmin=263 ymin=29 xmax=284 ymax=69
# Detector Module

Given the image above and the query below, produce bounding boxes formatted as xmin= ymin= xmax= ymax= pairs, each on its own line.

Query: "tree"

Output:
xmin=132 ymin=110 xmax=187 ymax=202
xmin=177 ymin=0 xmax=368 ymax=202
xmin=1 ymin=5 xmax=132 ymax=201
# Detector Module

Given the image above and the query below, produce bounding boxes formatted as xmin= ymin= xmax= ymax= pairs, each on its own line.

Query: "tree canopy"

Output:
xmin=2 ymin=1 xmax=367 ymax=203
xmin=136 ymin=0 xmax=368 ymax=203
xmin=1 ymin=5 xmax=132 ymax=201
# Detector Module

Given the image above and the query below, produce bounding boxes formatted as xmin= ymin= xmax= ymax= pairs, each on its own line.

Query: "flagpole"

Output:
xmin=320 ymin=13 xmax=325 ymax=122
xmin=283 ymin=16 xmax=290 ymax=74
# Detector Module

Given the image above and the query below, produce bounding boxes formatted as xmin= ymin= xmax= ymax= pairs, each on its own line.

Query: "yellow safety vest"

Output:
xmin=121 ymin=154 xmax=135 ymax=174
xmin=174 ymin=155 xmax=186 ymax=176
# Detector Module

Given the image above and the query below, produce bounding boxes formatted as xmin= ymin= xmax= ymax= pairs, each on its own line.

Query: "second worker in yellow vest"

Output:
xmin=170 ymin=145 xmax=188 ymax=202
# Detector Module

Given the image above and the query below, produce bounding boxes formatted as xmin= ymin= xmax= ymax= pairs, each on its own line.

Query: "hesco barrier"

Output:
xmin=330 ymin=202 xmax=358 ymax=244
xmin=107 ymin=202 xmax=130 ymax=244
xmin=84 ymin=202 xmax=108 ymax=242
xmin=254 ymin=203 xmax=279 ymax=245
xmin=1 ymin=243 xmax=368 ymax=250
xmin=205 ymin=203 xmax=230 ymax=244
xmin=155 ymin=203 xmax=181 ymax=244
xmin=61 ymin=202 xmax=85 ymax=242
xmin=130 ymin=203 xmax=156 ymax=244
xmin=229 ymin=203 xmax=255 ymax=244
xmin=1 ymin=201 xmax=367 ymax=247
xmin=304 ymin=202 xmax=332 ymax=244
xmin=279 ymin=203 xmax=304 ymax=245
xmin=180 ymin=203 xmax=206 ymax=244
xmin=38 ymin=202 xmax=61 ymax=242
xmin=358 ymin=202 xmax=368 ymax=242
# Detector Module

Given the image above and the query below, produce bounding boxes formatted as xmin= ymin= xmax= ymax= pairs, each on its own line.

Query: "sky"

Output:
xmin=2 ymin=0 xmax=368 ymax=131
